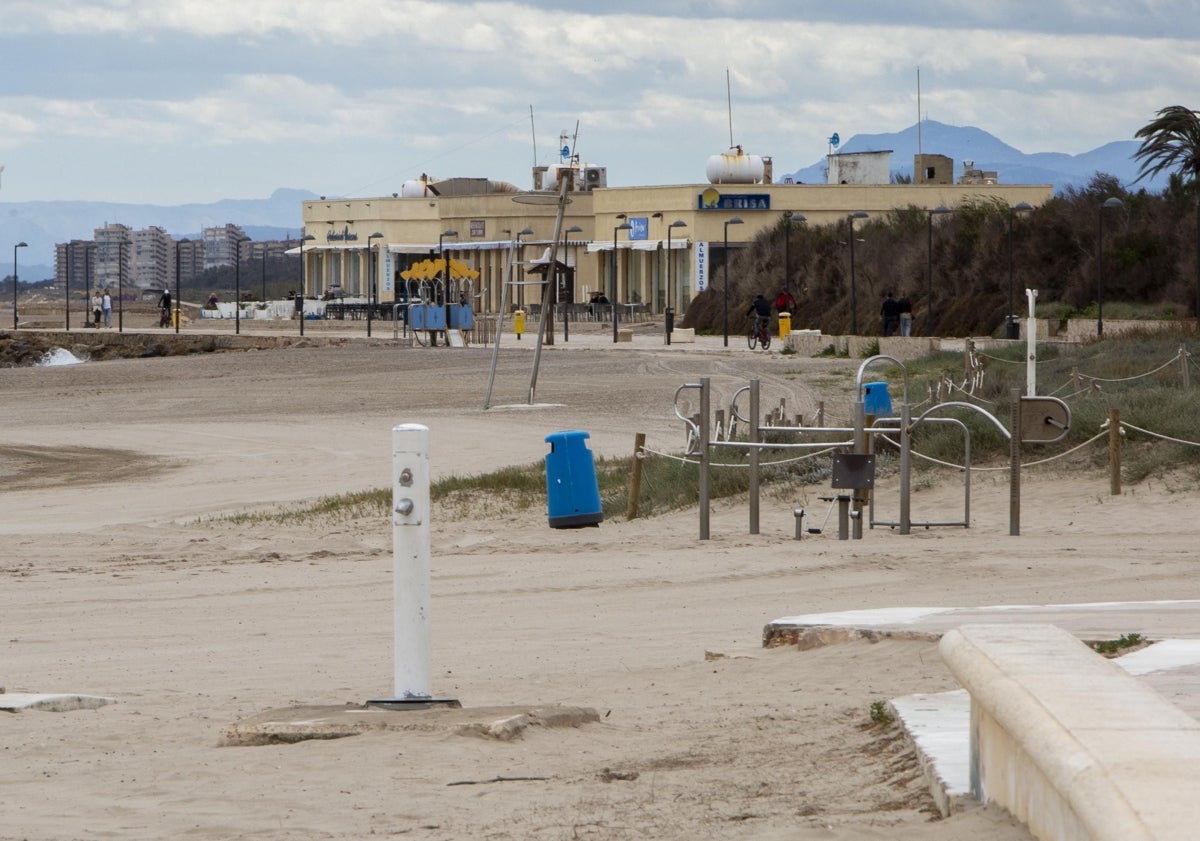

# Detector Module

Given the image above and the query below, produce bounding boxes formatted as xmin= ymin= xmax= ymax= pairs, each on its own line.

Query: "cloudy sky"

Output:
xmin=1 ymin=0 xmax=1197 ymax=205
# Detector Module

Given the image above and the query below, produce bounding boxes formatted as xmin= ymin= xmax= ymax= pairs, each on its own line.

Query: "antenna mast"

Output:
xmin=916 ymin=67 xmax=923 ymax=158
xmin=530 ymin=105 xmax=538 ymax=167
xmin=726 ymin=67 xmax=734 ymax=148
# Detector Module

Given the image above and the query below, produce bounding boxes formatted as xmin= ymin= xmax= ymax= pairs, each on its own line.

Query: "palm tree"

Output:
xmin=1133 ymin=105 xmax=1200 ymax=184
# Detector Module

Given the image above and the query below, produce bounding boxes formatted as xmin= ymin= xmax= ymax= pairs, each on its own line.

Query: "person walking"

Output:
xmin=91 ymin=290 xmax=103 ymax=328
xmin=880 ymin=292 xmax=900 ymax=337
xmin=102 ymin=288 xmax=113 ymax=328
xmin=897 ymin=293 xmax=913 ymax=337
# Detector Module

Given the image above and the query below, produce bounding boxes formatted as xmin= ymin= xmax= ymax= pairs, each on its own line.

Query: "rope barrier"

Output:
xmin=875 ymin=428 xmax=1110 ymax=471
xmin=1119 ymin=421 xmax=1200 ymax=448
xmin=1078 ymin=353 xmax=1181 ymax=383
xmin=640 ymin=443 xmax=846 ymax=468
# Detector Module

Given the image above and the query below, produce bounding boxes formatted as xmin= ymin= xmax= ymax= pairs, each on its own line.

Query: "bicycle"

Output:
xmin=747 ymin=317 xmax=772 ymax=350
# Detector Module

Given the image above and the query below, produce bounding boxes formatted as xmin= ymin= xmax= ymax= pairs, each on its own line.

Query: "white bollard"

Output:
xmin=392 ymin=424 xmax=432 ymax=699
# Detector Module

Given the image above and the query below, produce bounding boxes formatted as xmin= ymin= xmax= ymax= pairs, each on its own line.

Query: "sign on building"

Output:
xmin=694 ymin=241 xmax=708 ymax=293
xmin=470 ymin=219 xmax=486 ymax=238
xmin=628 ymin=217 xmax=649 ymax=240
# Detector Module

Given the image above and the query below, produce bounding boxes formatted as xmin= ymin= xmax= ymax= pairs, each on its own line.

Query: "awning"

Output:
xmin=586 ymin=239 xmax=691 ymax=252
xmin=284 ymin=242 xmax=374 ymax=255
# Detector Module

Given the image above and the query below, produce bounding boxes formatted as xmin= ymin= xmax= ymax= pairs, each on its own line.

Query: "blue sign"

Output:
xmin=628 ymin=216 xmax=649 ymax=241
xmin=697 ymin=191 xmax=771 ymax=211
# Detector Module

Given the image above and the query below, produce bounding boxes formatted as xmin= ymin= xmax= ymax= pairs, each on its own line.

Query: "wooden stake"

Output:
xmin=1109 ymin=408 xmax=1121 ymax=496
xmin=626 ymin=432 xmax=646 ymax=520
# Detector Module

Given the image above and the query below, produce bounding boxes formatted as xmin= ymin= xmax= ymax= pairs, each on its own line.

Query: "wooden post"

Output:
xmin=816 ymin=401 xmax=825 ymax=427
xmin=965 ymin=338 xmax=975 ymax=379
xmin=714 ymin=409 xmax=726 ymax=441
xmin=1071 ymin=367 xmax=1081 ymax=394
xmin=1179 ymin=346 xmax=1190 ymax=389
xmin=626 ymin=432 xmax=646 ymax=520
xmin=1109 ymin=407 xmax=1122 ymax=496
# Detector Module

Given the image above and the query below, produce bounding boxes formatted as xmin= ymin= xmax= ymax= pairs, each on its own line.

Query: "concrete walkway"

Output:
xmin=765 ymin=601 xmax=1200 ymax=830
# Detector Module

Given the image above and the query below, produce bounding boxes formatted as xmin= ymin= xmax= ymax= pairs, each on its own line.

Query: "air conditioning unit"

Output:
xmin=582 ymin=166 xmax=607 ymax=190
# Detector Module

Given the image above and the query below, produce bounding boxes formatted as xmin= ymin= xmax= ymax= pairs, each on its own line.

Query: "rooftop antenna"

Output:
xmin=529 ymin=105 xmax=538 ymax=167
xmin=726 ymin=67 xmax=734 ymax=148
xmin=917 ymin=67 xmax=923 ymax=158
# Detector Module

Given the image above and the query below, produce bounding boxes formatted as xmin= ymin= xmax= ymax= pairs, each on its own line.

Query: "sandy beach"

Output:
xmin=4 ymin=331 xmax=1198 ymax=840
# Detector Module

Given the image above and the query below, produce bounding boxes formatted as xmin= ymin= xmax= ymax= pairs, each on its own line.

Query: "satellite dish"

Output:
xmin=830 ymin=133 xmax=840 ymax=149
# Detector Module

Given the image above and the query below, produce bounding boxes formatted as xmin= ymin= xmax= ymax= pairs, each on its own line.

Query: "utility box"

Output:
xmin=863 ymin=381 xmax=893 ymax=417
xmin=545 ymin=430 xmax=603 ymax=529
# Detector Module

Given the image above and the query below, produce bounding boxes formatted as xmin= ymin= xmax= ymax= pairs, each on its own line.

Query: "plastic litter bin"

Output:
xmin=778 ymin=311 xmax=791 ymax=339
xmin=514 ymin=309 xmax=526 ymax=340
xmin=863 ymin=381 xmax=893 ymax=417
xmin=545 ymin=430 xmax=603 ymax=529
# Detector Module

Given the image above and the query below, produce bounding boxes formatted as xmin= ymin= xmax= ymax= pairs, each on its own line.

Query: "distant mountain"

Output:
xmin=0 ymin=188 xmax=314 ymax=282
xmin=782 ymin=120 xmax=1166 ymax=194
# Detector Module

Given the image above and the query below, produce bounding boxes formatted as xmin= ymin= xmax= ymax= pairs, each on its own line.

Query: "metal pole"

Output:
xmin=1008 ymin=209 xmax=1015 ymax=338
xmin=699 ymin=377 xmax=711 ymax=540
xmin=118 ymin=242 xmax=124 ymax=333
xmin=1009 ymin=388 xmax=1020 ymax=536
xmin=666 ymin=225 xmax=673 ymax=346
xmin=1097 ymin=205 xmax=1104 ymax=339
xmin=234 ymin=239 xmax=242 ymax=335
xmin=65 ymin=248 xmax=71 ymax=332
xmin=928 ymin=212 xmax=935 ymax=336
xmin=723 ymin=226 xmax=730 ymax=347
xmin=12 ymin=242 xmax=26 ymax=330
xmin=849 ymin=217 xmax=858 ymax=334
xmin=174 ymin=239 xmax=183 ymax=334
xmin=391 ymin=423 xmax=432 ymax=699
xmin=783 ymin=211 xmax=792 ymax=298
xmin=749 ymin=378 xmax=760 ymax=535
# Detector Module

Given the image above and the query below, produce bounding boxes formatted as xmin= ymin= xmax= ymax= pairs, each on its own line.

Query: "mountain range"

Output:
xmin=1 ymin=122 xmax=1168 ymax=282
xmin=782 ymin=119 xmax=1164 ymax=193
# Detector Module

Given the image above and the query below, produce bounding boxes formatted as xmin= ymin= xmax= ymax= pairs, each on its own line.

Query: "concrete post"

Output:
xmin=392 ymin=424 xmax=432 ymax=699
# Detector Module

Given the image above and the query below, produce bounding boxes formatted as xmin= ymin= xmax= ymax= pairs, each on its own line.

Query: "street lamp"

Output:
xmin=367 ymin=231 xmax=383 ymax=337
xmin=561 ymin=225 xmax=582 ymax=342
xmin=12 ymin=241 xmax=27 ymax=330
xmin=65 ymin=247 xmax=71 ymax=332
xmin=665 ymin=220 xmax=687 ymax=345
xmin=611 ymin=215 xmax=630 ymax=343
xmin=439 ymin=228 xmax=458 ymax=298
xmin=173 ymin=239 xmax=188 ymax=334
xmin=234 ymin=236 xmax=249 ymax=335
xmin=722 ymin=216 xmax=744 ymax=347
xmin=117 ymin=241 xmax=126 ymax=333
xmin=1097 ymin=196 xmax=1124 ymax=338
xmin=299 ymin=233 xmax=315 ymax=336
xmin=782 ymin=211 xmax=806 ymax=300
xmin=1007 ymin=202 xmax=1033 ymax=339
xmin=847 ymin=211 xmax=868 ymax=334
xmin=926 ymin=205 xmax=951 ymax=336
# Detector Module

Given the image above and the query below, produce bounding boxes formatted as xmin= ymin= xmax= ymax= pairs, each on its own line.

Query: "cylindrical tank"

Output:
xmin=706 ymin=147 xmax=765 ymax=184
xmin=400 ymin=178 xmax=435 ymax=198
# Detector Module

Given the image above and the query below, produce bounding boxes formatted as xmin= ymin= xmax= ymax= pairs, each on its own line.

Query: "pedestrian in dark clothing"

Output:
xmin=881 ymin=292 xmax=900 ymax=337
xmin=897 ymin=294 xmax=913 ymax=336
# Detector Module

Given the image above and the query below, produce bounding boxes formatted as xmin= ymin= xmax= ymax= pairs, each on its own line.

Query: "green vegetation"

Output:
xmin=869 ymin=700 xmax=894 ymax=726
xmin=1092 ymin=633 xmax=1146 ymax=655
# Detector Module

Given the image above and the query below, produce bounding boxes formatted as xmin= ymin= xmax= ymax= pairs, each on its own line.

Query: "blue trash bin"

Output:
xmin=863 ymin=381 xmax=893 ymax=417
xmin=545 ymin=430 xmax=603 ymax=529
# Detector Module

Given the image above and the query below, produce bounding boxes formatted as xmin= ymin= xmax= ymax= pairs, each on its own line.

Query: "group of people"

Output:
xmin=880 ymin=292 xmax=914 ymax=337
xmin=89 ymin=289 xmax=113 ymax=328
xmin=745 ymin=289 xmax=917 ymax=338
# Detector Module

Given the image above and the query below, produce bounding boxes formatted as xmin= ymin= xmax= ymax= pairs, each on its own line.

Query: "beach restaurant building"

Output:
xmin=297 ymin=158 xmax=1052 ymax=318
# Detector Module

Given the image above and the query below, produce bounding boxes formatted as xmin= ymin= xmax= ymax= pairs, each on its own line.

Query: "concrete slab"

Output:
xmin=219 ymin=704 xmax=600 ymax=747
xmin=765 ymin=601 xmax=1200 ymax=828
xmin=0 ymin=693 xmax=115 ymax=712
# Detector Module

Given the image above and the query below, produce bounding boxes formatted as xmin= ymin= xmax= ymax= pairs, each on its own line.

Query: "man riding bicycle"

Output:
xmin=746 ymin=293 xmax=771 ymax=336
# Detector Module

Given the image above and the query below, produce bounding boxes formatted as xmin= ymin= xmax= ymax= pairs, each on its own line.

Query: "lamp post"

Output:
xmin=117 ymin=241 xmax=125 ymax=333
xmin=926 ymin=205 xmax=951 ymax=336
xmin=1097 ymin=196 xmax=1124 ymax=338
xmin=12 ymin=241 xmax=27 ymax=330
xmin=367 ymin=231 xmax=383 ymax=337
xmin=65 ymin=248 xmax=71 ymax=332
xmin=847 ymin=211 xmax=868 ymax=334
xmin=262 ymin=243 xmax=270 ymax=302
xmin=612 ymin=215 xmax=630 ymax=343
xmin=174 ymin=238 xmax=187 ymax=335
xmin=1007 ymin=202 xmax=1032 ymax=339
xmin=722 ymin=216 xmax=744 ymax=347
xmin=665 ymin=220 xmax=687 ymax=345
xmin=234 ymin=236 xmax=249 ymax=335
xmin=561 ymin=225 xmax=582 ymax=342
xmin=299 ymin=233 xmax=315 ymax=336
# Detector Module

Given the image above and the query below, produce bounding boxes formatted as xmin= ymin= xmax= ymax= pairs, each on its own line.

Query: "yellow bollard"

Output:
xmin=778 ymin=311 xmax=791 ymax=340
xmin=173 ymin=307 xmax=183 ymax=329
xmin=514 ymin=309 xmax=525 ymax=340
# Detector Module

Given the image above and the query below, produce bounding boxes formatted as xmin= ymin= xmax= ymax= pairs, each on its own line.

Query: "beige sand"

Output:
xmin=4 ymin=337 xmax=1196 ymax=840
